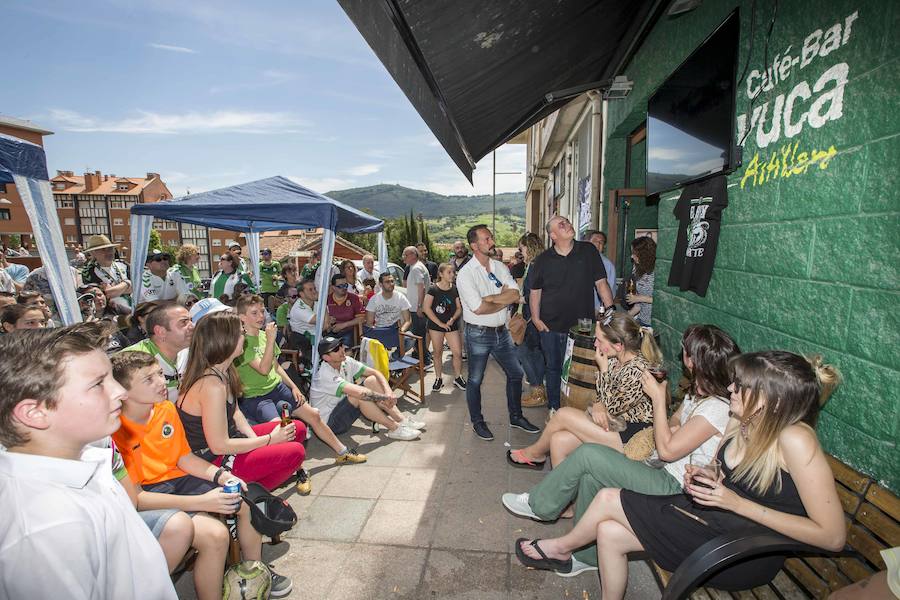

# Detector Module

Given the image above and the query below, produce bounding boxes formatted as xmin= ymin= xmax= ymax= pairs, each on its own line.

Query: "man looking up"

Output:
xmin=402 ymin=246 xmax=432 ymax=364
xmin=365 ymin=272 xmax=412 ymax=331
xmin=326 ymin=273 xmax=365 ymax=348
xmin=141 ymin=250 xmax=171 ymax=303
xmin=531 ymin=216 xmax=614 ymax=417
xmin=122 ymin=301 xmax=194 ymax=403
xmin=583 ymin=229 xmax=617 ymax=298
xmin=456 ymin=224 xmax=540 ymax=441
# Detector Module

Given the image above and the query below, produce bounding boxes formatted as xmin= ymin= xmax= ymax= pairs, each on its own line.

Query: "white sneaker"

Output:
xmin=555 ymin=556 xmax=598 ymax=578
xmin=402 ymin=416 xmax=426 ymax=430
xmin=501 ymin=492 xmax=544 ymax=520
xmin=546 ymin=408 xmax=557 ymax=424
xmin=386 ymin=425 xmax=420 ymax=441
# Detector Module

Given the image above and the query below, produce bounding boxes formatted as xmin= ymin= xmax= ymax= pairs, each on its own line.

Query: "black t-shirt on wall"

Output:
xmin=529 ymin=240 xmax=607 ymax=332
xmin=667 ymin=175 xmax=728 ymax=297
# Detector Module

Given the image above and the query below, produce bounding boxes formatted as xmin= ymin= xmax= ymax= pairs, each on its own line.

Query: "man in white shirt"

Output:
xmin=0 ymin=323 xmax=176 ymax=599
xmin=365 ymin=272 xmax=412 ymax=330
xmin=289 ymin=278 xmax=333 ymax=366
xmin=140 ymin=250 xmax=171 ymax=303
xmin=456 ymin=224 xmax=540 ymax=441
xmin=356 ymin=253 xmax=380 ymax=288
xmin=310 ymin=336 xmax=422 ymax=440
xmin=403 ymin=246 xmax=432 ymax=363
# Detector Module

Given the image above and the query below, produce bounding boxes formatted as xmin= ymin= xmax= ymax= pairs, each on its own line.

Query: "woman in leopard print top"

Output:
xmin=508 ymin=313 xmax=662 ymax=470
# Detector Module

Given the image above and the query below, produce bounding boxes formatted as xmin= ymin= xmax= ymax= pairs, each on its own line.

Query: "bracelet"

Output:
xmin=266 ymin=433 xmax=272 ymax=446
xmin=213 ymin=466 xmax=231 ymax=485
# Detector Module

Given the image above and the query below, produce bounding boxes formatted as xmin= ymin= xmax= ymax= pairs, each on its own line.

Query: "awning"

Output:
xmin=339 ymin=0 xmax=662 ymax=181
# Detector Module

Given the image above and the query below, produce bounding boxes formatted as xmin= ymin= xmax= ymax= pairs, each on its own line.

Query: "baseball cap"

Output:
xmin=261 ymin=248 xmax=272 ymax=255
xmin=317 ymin=336 xmax=343 ymax=357
xmin=189 ymin=297 xmax=231 ymax=324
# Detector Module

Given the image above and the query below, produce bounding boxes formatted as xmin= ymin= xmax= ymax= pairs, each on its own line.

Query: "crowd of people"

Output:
xmin=0 ymin=219 xmax=858 ymax=599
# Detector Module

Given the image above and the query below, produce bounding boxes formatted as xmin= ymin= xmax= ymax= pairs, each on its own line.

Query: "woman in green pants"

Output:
xmin=502 ymin=324 xmax=739 ymax=575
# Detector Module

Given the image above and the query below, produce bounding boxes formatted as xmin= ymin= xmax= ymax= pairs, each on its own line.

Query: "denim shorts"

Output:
xmin=139 ymin=508 xmax=182 ymax=539
xmin=239 ymin=382 xmax=296 ymax=424
xmin=326 ymin=398 xmax=361 ymax=434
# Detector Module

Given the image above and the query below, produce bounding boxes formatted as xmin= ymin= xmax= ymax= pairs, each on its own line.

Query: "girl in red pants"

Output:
xmin=177 ymin=310 xmax=307 ymax=492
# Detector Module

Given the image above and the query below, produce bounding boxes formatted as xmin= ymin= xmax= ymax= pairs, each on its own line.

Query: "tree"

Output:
xmin=148 ymin=229 xmax=162 ymax=252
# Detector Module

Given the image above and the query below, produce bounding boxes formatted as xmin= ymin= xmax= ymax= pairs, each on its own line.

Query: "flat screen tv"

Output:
xmin=646 ymin=10 xmax=739 ymax=196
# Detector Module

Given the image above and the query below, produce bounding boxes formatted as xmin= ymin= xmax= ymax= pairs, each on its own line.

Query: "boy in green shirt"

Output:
xmin=258 ymin=248 xmax=281 ymax=307
xmin=234 ymin=295 xmax=367 ymax=471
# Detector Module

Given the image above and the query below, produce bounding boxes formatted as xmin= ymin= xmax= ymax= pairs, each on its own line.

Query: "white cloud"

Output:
xmin=347 ymin=164 xmax=380 ymax=177
xmin=47 ymin=108 xmax=309 ymax=134
xmin=148 ymin=43 xmax=196 ymax=54
xmin=287 ymin=175 xmax=356 ymax=193
xmin=648 ymin=147 xmax=683 ymax=161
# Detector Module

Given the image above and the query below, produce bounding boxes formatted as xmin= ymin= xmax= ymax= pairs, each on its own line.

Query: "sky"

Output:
xmin=3 ymin=0 xmax=526 ymax=200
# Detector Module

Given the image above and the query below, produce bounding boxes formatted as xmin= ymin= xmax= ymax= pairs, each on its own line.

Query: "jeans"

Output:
xmin=516 ymin=341 xmax=545 ymax=387
xmin=539 ymin=330 xmax=569 ymax=410
xmin=464 ymin=323 xmax=524 ymax=424
xmin=239 ymin=382 xmax=297 ymax=425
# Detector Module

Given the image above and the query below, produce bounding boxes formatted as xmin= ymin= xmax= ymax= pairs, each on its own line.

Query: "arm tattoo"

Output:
xmin=362 ymin=390 xmax=390 ymax=403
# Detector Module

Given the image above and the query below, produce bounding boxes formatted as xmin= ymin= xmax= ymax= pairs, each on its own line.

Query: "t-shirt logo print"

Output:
xmin=161 ymin=422 xmax=174 ymax=439
xmin=686 ymin=196 xmax=712 ymax=258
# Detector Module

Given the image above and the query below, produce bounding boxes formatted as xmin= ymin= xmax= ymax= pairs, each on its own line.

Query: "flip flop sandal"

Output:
xmin=514 ymin=538 xmax=573 ymax=572
xmin=506 ymin=449 xmax=546 ymax=470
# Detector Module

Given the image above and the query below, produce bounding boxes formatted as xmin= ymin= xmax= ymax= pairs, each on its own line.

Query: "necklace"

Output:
xmin=740 ymin=408 xmax=763 ymax=440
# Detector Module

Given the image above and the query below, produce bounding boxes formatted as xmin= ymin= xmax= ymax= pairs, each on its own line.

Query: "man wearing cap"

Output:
xmin=140 ymin=250 xmax=172 ymax=303
xmin=82 ymin=234 xmax=132 ymax=313
xmin=120 ymin=300 xmax=196 ymax=402
xmin=311 ymin=336 xmax=423 ymax=441
xmin=228 ymin=242 xmax=249 ymax=274
xmin=300 ymin=250 xmax=320 ymax=281
xmin=257 ymin=248 xmax=281 ymax=308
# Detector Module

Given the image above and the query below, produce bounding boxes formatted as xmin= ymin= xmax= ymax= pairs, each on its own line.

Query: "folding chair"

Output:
xmin=363 ymin=324 xmax=426 ymax=404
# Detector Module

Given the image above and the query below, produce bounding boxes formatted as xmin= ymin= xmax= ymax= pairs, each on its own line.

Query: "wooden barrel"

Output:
xmin=561 ymin=325 xmax=598 ymax=411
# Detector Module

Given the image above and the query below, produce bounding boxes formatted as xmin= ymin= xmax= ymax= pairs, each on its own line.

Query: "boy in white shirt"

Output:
xmin=0 ymin=323 xmax=176 ymax=599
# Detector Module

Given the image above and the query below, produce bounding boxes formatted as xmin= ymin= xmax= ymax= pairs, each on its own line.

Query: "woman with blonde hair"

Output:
xmin=508 ymin=312 xmax=661 ymax=469
xmin=422 ymin=262 xmax=465 ymax=391
xmin=515 ymin=351 xmax=845 ymax=599
xmin=164 ymin=243 xmax=203 ymax=300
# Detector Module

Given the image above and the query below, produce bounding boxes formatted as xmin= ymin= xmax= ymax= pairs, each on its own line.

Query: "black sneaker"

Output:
xmin=472 ymin=421 xmax=494 ymax=441
xmin=453 ymin=376 xmax=467 ymax=390
xmin=432 ymin=378 xmax=443 ymax=391
xmin=509 ymin=415 xmax=540 ymax=434
xmin=270 ymin=569 xmax=293 ymax=598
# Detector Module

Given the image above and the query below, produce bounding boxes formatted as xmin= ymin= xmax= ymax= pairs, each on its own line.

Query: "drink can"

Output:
xmin=223 ymin=478 xmax=241 ymax=495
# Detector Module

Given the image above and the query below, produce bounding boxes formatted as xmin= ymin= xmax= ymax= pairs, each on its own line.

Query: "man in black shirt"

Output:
xmin=530 ymin=216 xmax=614 ymax=414
xmin=416 ymin=243 xmax=439 ymax=281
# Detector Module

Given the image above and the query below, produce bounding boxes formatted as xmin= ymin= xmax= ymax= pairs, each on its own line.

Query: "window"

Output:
xmin=212 ymin=239 xmax=222 ymax=247
xmin=114 ymin=234 xmax=125 ymax=242
xmin=0 ymin=209 xmax=10 ymax=220
xmin=66 ymin=235 xmax=78 ymax=243
xmin=113 ymin=218 xmax=124 ymax=226
xmin=55 ymin=195 xmax=75 ymax=209
xmin=54 ymin=182 xmax=66 ymax=190
xmin=64 ymin=218 xmax=76 ymax=226
xmin=116 ymin=182 xmax=131 ymax=191
xmin=552 ymin=159 xmax=566 ymax=199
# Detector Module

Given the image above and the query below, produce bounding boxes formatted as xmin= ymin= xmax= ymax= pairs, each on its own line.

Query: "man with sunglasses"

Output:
xmin=530 ymin=216 xmax=615 ymax=419
xmin=139 ymin=250 xmax=171 ymax=303
xmin=326 ymin=273 xmax=365 ymax=348
xmin=457 ymin=224 xmax=540 ymax=441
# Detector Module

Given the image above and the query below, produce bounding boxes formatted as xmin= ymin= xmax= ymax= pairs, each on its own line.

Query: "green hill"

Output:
xmin=326 ymin=184 xmax=525 ymax=219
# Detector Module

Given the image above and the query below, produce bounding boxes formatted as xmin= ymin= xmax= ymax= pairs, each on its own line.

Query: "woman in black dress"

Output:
xmin=422 ymin=262 xmax=466 ymax=392
xmin=515 ymin=350 xmax=846 ymax=598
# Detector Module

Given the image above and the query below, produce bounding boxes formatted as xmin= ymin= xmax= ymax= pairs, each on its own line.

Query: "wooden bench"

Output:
xmin=654 ymin=455 xmax=900 ymax=599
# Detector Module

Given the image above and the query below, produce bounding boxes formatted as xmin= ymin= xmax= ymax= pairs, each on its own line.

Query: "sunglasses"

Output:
xmin=334 ymin=282 xmax=350 ymax=289
xmin=487 ymin=272 xmax=503 ymax=288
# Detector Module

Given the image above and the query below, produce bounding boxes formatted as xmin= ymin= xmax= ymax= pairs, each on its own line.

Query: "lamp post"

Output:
xmin=492 ymin=150 xmax=522 ymax=233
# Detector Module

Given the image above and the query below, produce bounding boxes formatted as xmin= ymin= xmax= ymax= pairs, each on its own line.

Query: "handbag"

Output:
xmin=509 ymin=313 xmax=527 ymax=345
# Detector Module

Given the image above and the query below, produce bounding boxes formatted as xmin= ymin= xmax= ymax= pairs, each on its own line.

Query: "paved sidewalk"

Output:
xmin=177 ymin=359 xmax=660 ymax=599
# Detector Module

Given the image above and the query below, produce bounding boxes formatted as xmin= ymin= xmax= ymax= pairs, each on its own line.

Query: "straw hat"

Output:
xmin=84 ymin=234 xmax=119 ymax=253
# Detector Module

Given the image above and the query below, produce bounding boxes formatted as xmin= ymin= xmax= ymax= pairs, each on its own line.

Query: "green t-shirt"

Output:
xmin=258 ymin=260 xmax=281 ymax=293
xmin=275 ymin=303 xmax=290 ymax=327
xmin=235 ymin=331 xmax=282 ymax=398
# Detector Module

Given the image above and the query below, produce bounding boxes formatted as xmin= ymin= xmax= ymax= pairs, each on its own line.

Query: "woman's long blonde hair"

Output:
xmin=179 ymin=311 xmax=244 ymax=401
xmin=724 ymin=351 xmax=841 ymax=495
xmin=597 ymin=312 xmax=662 ymax=365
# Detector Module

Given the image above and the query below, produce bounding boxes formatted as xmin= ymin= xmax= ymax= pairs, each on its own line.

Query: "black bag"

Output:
xmin=241 ymin=482 xmax=297 ymax=538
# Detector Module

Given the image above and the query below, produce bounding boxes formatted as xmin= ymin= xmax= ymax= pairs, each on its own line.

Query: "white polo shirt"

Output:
xmin=310 ymin=356 xmax=368 ymax=424
xmin=456 ymin=257 xmax=518 ymax=327
xmin=0 ymin=445 xmax=177 ymax=599
xmin=289 ymin=298 xmax=317 ymax=336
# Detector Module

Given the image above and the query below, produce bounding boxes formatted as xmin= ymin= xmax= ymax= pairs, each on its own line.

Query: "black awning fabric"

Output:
xmin=339 ymin=0 xmax=657 ymax=181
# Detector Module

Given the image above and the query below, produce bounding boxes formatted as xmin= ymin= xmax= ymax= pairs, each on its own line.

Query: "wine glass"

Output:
xmin=688 ymin=453 xmax=721 ymax=493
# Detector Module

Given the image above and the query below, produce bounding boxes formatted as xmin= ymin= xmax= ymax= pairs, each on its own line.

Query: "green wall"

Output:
xmin=602 ymin=0 xmax=899 ymax=490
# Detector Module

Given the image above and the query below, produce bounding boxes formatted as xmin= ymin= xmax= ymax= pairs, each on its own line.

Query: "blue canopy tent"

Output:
xmin=0 ymin=133 xmax=81 ymax=324
xmin=129 ymin=175 xmax=386 ymax=373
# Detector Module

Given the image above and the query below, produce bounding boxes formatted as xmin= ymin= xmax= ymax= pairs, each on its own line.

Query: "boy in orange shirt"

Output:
xmin=111 ymin=351 xmax=292 ymax=599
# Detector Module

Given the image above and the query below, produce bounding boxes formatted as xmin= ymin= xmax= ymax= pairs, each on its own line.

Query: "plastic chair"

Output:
xmin=362 ymin=324 xmax=426 ymax=404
